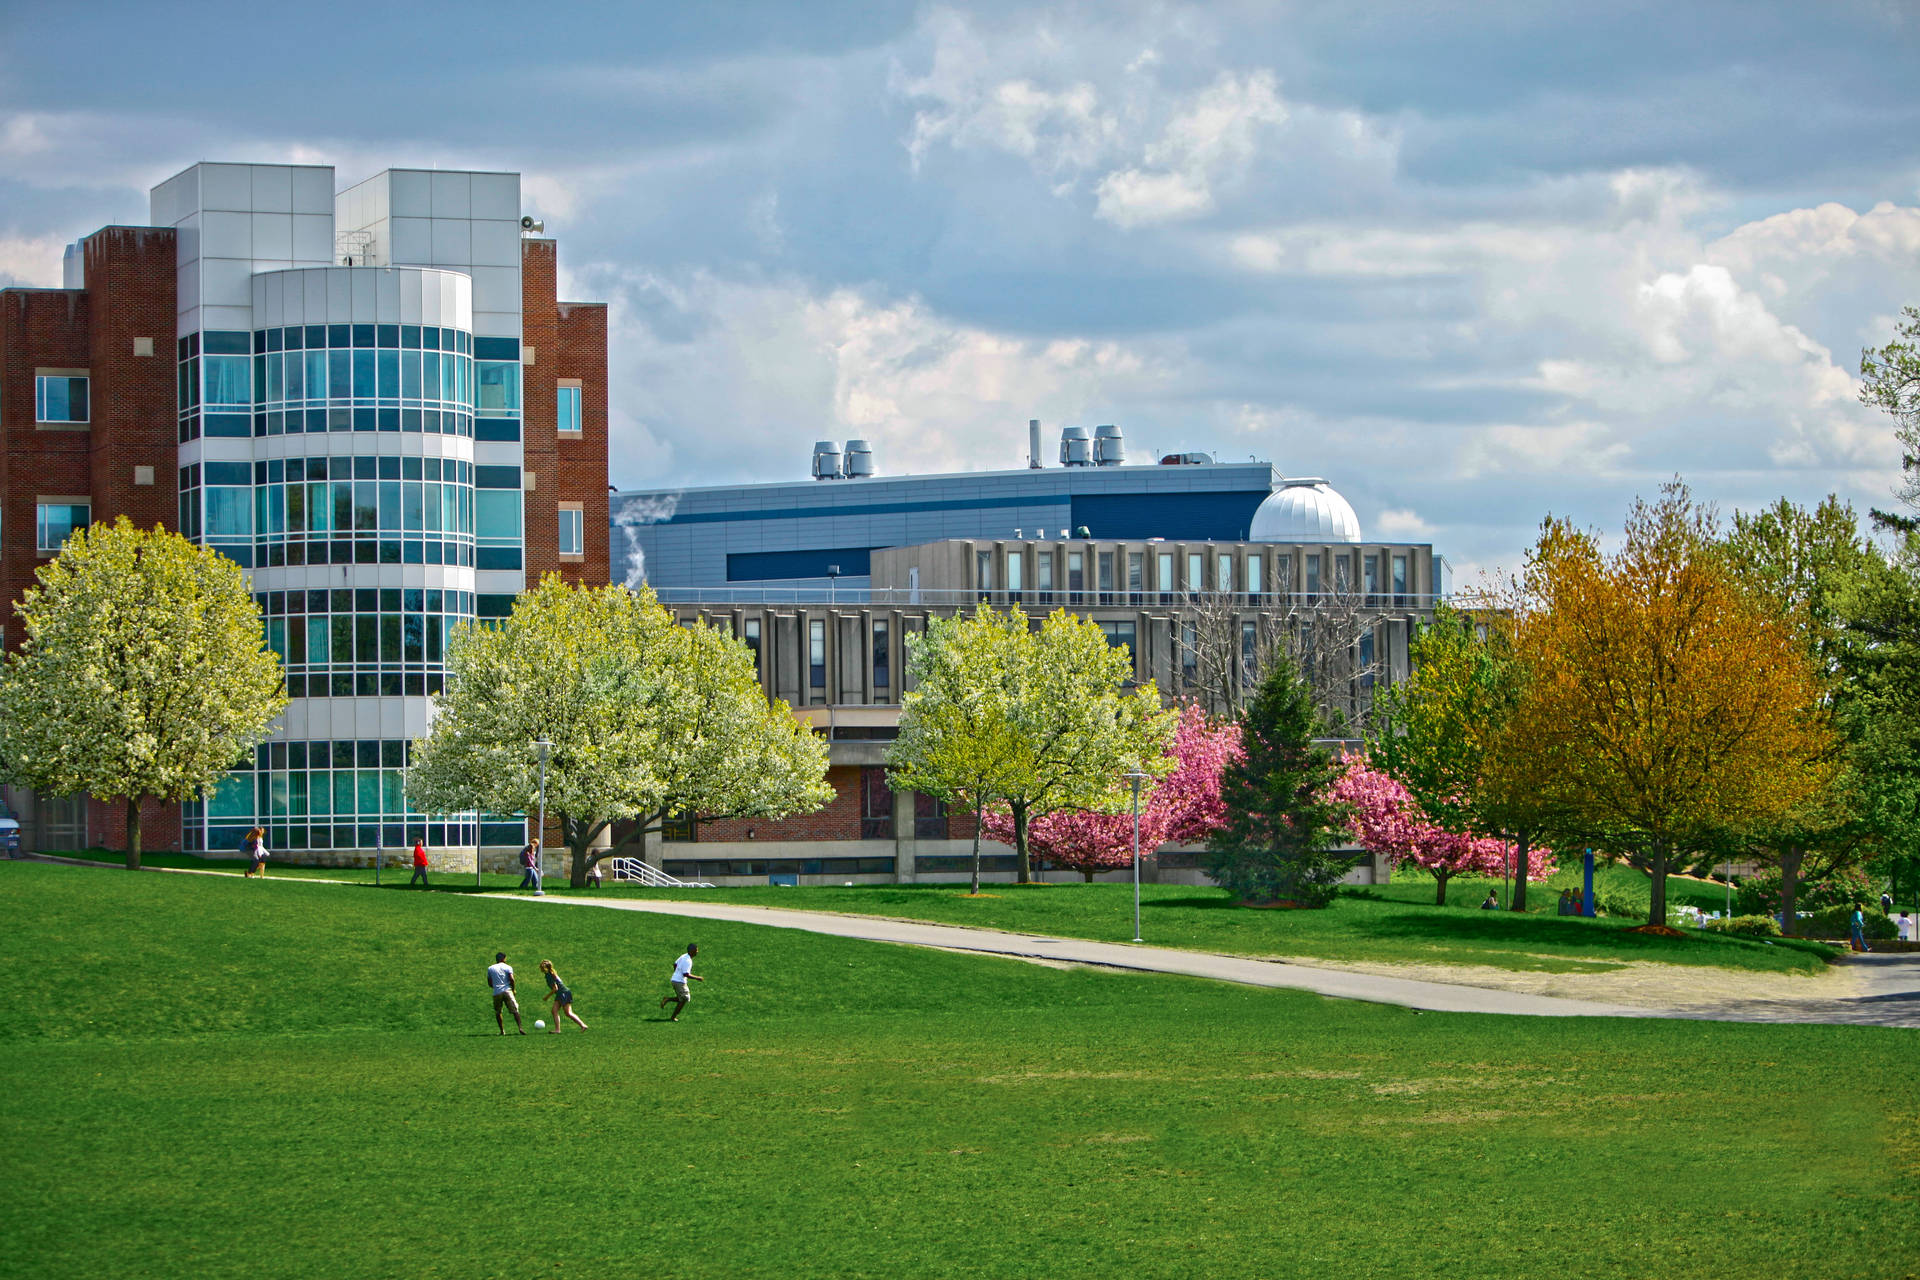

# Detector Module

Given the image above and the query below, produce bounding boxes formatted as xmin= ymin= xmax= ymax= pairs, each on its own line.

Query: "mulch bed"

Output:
xmin=1626 ymin=924 xmax=1689 ymax=939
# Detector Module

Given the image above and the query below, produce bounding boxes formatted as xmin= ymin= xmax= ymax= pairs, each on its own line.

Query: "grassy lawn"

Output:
xmin=3 ymin=861 xmax=1914 ymax=1280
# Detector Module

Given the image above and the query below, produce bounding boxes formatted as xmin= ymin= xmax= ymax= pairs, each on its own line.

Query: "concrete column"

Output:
xmin=894 ymin=785 xmax=916 ymax=883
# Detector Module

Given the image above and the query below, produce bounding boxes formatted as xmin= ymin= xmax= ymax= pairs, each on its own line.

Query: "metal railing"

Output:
xmin=606 ymin=857 xmax=713 ymax=888
xmin=651 ymin=586 xmax=1450 ymax=610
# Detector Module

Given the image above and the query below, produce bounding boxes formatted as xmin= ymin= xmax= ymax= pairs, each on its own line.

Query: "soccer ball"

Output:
xmin=534 ymin=1020 xmax=546 ymax=1029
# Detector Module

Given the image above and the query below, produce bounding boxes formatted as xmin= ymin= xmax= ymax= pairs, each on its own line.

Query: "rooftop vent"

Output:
xmin=1060 ymin=425 xmax=1092 ymax=467
xmin=811 ymin=440 xmax=843 ymax=480
xmin=1093 ymin=424 xmax=1125 ymax=466
xmin=843 ymin=439 xmax=875 ymax=478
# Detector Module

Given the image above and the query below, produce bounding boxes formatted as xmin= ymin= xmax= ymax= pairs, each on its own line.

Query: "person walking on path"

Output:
xmin=659 ymin=943 xmax=704 ymax=1022
xmin=1881 ymin=891 xmax=1894 ymax=916
xmin=1899 ymin=912 xmax=1914 ymax=943
xmin=241 ymin=827 xmax=269 ymax=878
xmin=1849 ymin=904 xmax=1872 ymax=953
xmin=409 ymin=837 xmax=430 ymax=888
xmin=539 ymin=960 xmax=588 ymax=1032
xmin=517 ymin=839 xmax=543 ymax=895
xmin=488 ymin=952 xmax=526 ymax=1034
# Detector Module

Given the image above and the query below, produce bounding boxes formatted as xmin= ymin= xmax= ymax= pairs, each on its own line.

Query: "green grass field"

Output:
xmin=48 ymin=850 xmax=1841 ymax=974
xmin=2 ymin=861 xmax=1914 ymax=1279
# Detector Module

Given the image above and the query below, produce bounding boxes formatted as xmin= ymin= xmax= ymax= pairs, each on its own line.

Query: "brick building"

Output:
xmin=0 ymin=162 xmax=608 ymax=864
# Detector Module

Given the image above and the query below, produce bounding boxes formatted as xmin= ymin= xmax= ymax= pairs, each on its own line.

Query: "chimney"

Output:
xmin=1029 ymin=419 xmax=1043 ymax=469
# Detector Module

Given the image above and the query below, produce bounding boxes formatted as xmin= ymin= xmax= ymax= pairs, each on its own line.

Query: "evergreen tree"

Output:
xmin=1206 ymin=654 xmax=1353 ymax=906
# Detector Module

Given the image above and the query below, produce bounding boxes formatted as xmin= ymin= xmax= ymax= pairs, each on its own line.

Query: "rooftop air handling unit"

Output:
xmin=811 ymin=440 xmax=843 ymax=480
xmin=1059 ymin=425 xmax=1093 ymax=466
xmin=1093 ymin=424 xmax=1125 ymax=466
xmin=843 ymin=439 xmax=875 ymax=478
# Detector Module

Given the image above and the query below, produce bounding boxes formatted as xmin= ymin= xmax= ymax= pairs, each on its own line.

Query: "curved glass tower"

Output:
xmin=156 ymin=164 xmax=530 ymax=865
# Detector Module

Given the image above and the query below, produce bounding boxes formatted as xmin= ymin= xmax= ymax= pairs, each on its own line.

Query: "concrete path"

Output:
xmin=527 ymin=896 xmax=1920 ymax=1027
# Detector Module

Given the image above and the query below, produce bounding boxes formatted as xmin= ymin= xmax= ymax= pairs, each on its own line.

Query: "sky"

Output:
xmin=4 ymin=0 xmax=1919 ymax=580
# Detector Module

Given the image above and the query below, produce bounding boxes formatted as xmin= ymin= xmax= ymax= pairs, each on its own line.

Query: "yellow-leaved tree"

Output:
xmin=1504 ymin=483 xmax=1836 ymax=925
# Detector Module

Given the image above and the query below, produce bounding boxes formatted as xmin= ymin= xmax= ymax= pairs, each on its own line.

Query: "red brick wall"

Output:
xmin=521 ymin=239 xmax=610 ymax=588
xmin=2 ymin=226 xmax=180 ymax=852
xmin=698 ymin=766 xmax=869 ymax=842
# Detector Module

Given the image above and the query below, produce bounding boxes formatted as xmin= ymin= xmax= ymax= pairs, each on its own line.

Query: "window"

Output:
xmin=976 ymin=550 xmax=992 ymax=591
xmin=809 ymin=619 xmax=826 ymax=690
xmin=1097 ymin=551 xmax=1114 ymax=603
xmin=1098 ymin=620 xmax=1137 ymax=662
xmin=475 ymin=361 xmax=521 ymax=414
xmin=872 ymin=620 xmax=889 ymax=688
xmin=1305 ymin=556 xmax=1321 ymax=598
xmin=1364 ymin=554 xmax=1380 ymax=601
xmin=1067 ymin=551 xmax=1085 ymax=595
xmin=914 ymin=792 xmax=949 ymax=840
xmin=743 ymin=618 xmax=762 ymax=664
xmin=558 ymin=505 xmax=583 ymax=557
xmin=557 ymin=383 xmax=582 ymax=434
xmin=203 ymin=356 xmax=250 ymax=407
xmin=1245 ymin=553 xmax=1262 ymax=597
xmin=36 ymin=502 xmax=90 ymax=553
xmin=1036 ymin=552 xmax=1054 ymax=594
xmin=1334 ymin=556 xmax=1351 ymax=595
xmin=1393 ymin=554 xmax=1409 ymax=603
xmin=1241 ymin=621 xmax=1259 ymax=686
xmin=861 ymin=767 xmax=893 ymax=841
xmin=1217 ymin=553 xmax=1233 ymax=594
xmin=1157 ymin=551 xmax=1175 ymax=601
xmin=1005 ymin=551 xmax=1023 ymax=593
xmin=1127 ymin=552 xmax=1144 ymax=599
xmin=35 ymin=374 xmax=89 ymax=423
xmin=1187 ymin=552 xmax=1204 ymax=595
xmin=1276 ymin=554 xmax=1293 ymax=597
xmin=1181 ymin=622 xmax=1199 ymax=683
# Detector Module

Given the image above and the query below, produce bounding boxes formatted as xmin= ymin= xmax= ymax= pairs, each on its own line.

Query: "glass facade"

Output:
xmin=254 ymin=586 xmax=477 ymax=700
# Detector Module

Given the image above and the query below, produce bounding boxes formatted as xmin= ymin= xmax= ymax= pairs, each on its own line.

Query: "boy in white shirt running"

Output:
xmin=659 ymin=944 xmax=704 ymax=1022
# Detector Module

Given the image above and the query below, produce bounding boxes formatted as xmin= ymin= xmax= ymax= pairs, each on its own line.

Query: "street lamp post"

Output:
xmin=535 ymin=739 xmax=551 ymax=897
xmin=1125 ymin=769 xmax=1151 ymax=943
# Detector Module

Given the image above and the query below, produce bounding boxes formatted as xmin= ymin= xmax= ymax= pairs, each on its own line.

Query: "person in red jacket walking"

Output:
xmin=409 ymin=836 xmax=430 ymax=888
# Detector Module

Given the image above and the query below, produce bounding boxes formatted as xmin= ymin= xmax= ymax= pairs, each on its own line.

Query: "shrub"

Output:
xmin=1801 ymin=905 xmax=1897 ymax=941
xmin=1735 ymin=866 xmax=1877 ymax=917
xmin=1704 ymin=915 xmax=1782 ymax=939
xmin=1593 ymin=889 xmax=1645 ymax=919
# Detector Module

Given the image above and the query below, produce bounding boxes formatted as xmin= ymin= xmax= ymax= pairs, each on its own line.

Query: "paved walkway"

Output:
xmin=38 ymin=858 xmax=1919 ymax=1025
xmin=526 ymin=896 xmax=1920 ymax=1027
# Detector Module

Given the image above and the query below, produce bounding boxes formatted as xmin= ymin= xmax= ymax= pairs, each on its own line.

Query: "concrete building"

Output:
xmin=0 ymin=162 xmax=609 ymax=864
xmin=616 ymin=433 xmax=1445 ymax=885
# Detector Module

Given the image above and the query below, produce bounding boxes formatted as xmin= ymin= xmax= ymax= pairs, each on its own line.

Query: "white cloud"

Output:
xmin=1095 ymin=69 xmax=1286 ymax=227
xmin=0 ymin=233 xmax=68 ymax=288
xmin=1375 ymin=508 xmax=1436 ymax=538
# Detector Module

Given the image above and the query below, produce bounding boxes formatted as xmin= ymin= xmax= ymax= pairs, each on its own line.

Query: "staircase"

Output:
xmin=605 ymin=858 xmax=713 ymax=889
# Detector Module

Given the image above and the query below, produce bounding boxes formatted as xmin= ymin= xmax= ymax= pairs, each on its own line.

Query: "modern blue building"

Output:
xmin=614 ymin=427 xmax=1283 ymax=596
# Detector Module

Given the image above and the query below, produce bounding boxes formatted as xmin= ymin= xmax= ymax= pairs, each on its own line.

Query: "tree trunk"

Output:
xmin=1510 ymin=832 xmax=1531 ymax=912
xmin=1083 ymin=870 xmax=1096 ymax=883
xmin=1013 ymin=802 xmax=1032 ymax=884
xmin=969 ymin=798 xmax=983 ymax=896
xmin=125 ymin=797 xmax=142 ymax=872
xmin=1777 ymin=845 xmax=1804 ymax=937
xmin=1434 ymin=870 xmax=1449 ymax=906
xmin=1648 ymin=838 xmax=1669 ymax=927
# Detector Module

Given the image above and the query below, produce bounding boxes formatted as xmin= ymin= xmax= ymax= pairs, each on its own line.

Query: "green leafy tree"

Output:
xmin=888 ymin=605 xmax=1173 ymax=886
xmin=1717 ymin=496 xmax=1887 ymax=933
xmin=0 ymin=518 xmax=286 ymax=870
xmin=409 ymin=576 xmax=831 ymax=887
xmin=1858 ymin=306 xmax=1920 ymax=534
xmin=1207 ymin=654 xmax=1353 ymax=906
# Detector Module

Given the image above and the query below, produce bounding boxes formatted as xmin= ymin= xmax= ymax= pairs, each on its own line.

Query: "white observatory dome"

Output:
xmin=1248 ymin=479 xmax=1363 ymax=543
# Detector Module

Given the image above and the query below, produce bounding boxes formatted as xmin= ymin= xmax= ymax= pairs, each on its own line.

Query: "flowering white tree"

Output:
xmin=0 ymin=518 xmax=287 ymax=869
xmin=408 ymin=576 xmax=832 ymax=887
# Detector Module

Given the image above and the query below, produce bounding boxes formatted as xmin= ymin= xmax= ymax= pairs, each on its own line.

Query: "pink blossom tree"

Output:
xmin=981 ymin=704 xmax=1242 ymax=881
xmin=1333 ymin=757 xmax=1556 ymax=905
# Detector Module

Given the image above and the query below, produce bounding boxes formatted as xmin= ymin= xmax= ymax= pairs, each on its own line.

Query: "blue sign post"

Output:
xmin=1583 ymin=848 xmax=1597 ymax=917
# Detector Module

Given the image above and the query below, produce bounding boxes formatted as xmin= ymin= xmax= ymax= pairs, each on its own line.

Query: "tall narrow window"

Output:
xmin=1305 ymin=556 xmax=1321 ymax=598
xmin=558 ymin=505 xmax=583 ymax=557
xmin=557 ymin=383 xmax=582 ymax=434
xmin=1216 ymin=553 xmax=1233 ymax=594
xmin=1127 ymin=552 xmax=1144 ymax=600
xmin=976 ymin=550 xmax=992 ymax=591
xmin=1245 ymin=553 xmax=1262 ymax=597
xmin=872 ymin=620 xmax=890 ymax=689
xmin=744 ymin=618 xmax=762 ymax=665
xmin=1097 ymin=551 xmax=1114 ymax=604
xmin=1393 ymin=554 xmax=1409 ymax=604
xmin=1036 ymin=551 xmax=1054 ymax=596
xmin=1241 ymin=621 xmax=1259 ymax=686
xmin=1157 ymin=552 xmax=1175 ymax=602
xmin=1181 ymin=622 xmax=1198 ymax=683
xmin=861 ymin=767 xmax=894 ymax=841
xmin=1276 ymin=554 xmax=1293 ymax=597
xmin=1364 ymin=554 xmax=1380 ymax=601
xmin=34 ymin=374 xmax=89 ymax=423
xmin=1187 ymin=552 xmax=1204 ymax=596
xmin=1067 ymin=551 xmax=1084 ymax=595
xmin=1005 ymin=551 xmax=1023 ymax=593
xmin=809 ymin=619 xmax=826 ymax=691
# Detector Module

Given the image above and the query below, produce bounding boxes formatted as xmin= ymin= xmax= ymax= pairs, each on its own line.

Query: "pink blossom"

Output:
xmin=981 ymin=704 xmax=1243 ymax=878
xmin=1332 ymin=756 xmax=1556 ymax=894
